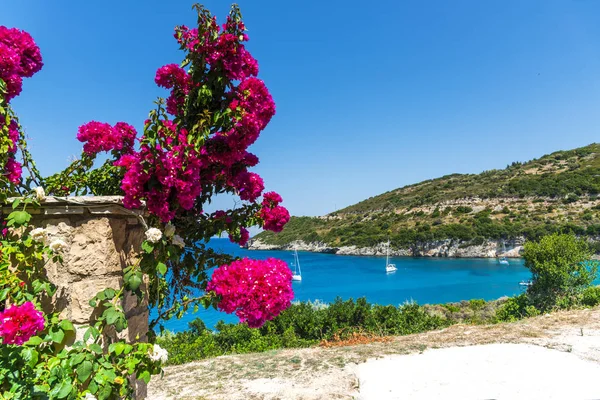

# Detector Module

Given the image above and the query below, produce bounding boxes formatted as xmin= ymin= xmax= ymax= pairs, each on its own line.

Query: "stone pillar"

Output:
xmin=15 ymin=196 xmax=148 ymax=398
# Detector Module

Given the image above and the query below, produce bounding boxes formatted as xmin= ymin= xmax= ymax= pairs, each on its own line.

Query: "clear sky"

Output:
xmin=3 ymin=1 xmax=600 ymax=218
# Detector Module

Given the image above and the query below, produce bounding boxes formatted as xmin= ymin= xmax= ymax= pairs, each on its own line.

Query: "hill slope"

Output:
xmin=253 ymin=144 xmax=600 ymax=254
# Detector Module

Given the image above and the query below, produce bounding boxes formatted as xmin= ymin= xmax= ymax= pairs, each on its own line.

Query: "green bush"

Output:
xmin=581 ymin=286 xmax=600 ymax=307
xmin=158 ymin=298 xmax=450 ymax=365
xmin=494 ymin=294 xmax=533 ymax=322
xmin=468 ymin=299 xmax=486 ymax=311
xmin=523 ymin=233 xmax=598 ymax=310
xmin=442 ymin=304 xmax=461 ymax=313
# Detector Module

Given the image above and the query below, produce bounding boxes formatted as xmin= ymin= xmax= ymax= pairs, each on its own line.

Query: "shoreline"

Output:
xmin=246 ymin=238 xmax=525 ymax=259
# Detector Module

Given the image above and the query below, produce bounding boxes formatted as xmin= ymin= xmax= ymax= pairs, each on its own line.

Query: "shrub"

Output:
xmin=523 ymin=233 xmax=598 ymax=310
xmin=494 ymin=294 xmax=533 ymax=322
xmin=468 ymin=299 xmax=486 ymax=311
xmin=581 ymin=286 xmax=600 ymax=307
xmin=442 ymin=304 xmax=461 ymax=313
xmin=455 ymin=206 xmax=473 ymax=214
xmin=158 ymin=298 xmax=450 ymax=365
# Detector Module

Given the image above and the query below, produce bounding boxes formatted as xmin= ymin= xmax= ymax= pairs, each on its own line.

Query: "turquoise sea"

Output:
xmin=158 ymin=238 xmax=532 ymax=332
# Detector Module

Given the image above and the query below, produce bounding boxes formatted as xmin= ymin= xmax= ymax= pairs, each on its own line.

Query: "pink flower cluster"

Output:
xmin=0 ymin=26 xmax=43 ymax=102
xmin=260 ymin=192 xmax=290 ymax=232
xmin=175 ymin=16 xmax=258 ymax=81
xmin=207 ymin=257 xmax=293 ymax=327
xmin=0 ymin=26 xmax=42 ymax=185
xmin=115 ymin=120 xmax=203 ymax=221
xmin=232 ymin=171 xmax=264 ymax=202
xmin=225 ymin=77 xmax=276 ymax=152
xmin=0 ymin=301 xmax=45 ymax=345
xmin=155 ymin=64 xmax=190 ymax=116
xmin=77 ymin=121 xmax=137 ymax=156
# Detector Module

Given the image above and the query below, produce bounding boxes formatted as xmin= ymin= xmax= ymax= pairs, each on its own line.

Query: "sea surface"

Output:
xmin=156 ymin=238 xmax=532 ymax=332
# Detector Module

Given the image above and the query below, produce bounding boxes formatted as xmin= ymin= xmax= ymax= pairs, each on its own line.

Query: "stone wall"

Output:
xmin=12 ymin=196 xmax=148 ymax=398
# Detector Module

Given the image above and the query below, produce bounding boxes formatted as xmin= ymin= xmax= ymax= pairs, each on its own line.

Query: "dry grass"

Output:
xmin=148 ymin=307 xmax=600 ymax=400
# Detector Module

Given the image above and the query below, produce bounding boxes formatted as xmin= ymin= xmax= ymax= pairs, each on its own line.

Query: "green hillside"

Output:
xmin=255 ymin=144 xmax=600 ymax=248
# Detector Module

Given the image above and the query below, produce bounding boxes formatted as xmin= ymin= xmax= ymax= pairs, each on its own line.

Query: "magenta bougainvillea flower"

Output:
xmin=77 ymin=121 xmax=138 ymax=156
xmin=260 ymin=205 xmax=290 ymax=233
xmin=0 ymin=301 xmax=45 ymax=345
xmin=207 ymin=258 xmax=293 ymax=327
xmin=0 ymin=26 xmax=43 ymax=185
xmin=258 ymin=191 xmax=290 ymax=232
xmin=0 ymin=26 xmax=43 ymax=102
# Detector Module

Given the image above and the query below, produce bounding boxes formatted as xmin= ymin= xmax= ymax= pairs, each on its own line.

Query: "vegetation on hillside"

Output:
xmin=255 ymin=144 xmax=600 ymax=248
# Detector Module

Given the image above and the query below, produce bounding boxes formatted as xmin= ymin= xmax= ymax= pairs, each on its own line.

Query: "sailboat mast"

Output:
xmin=296 ymin=249 xmax=301 ymax=275
xmin=386 ymin=241 xmax=389 ymax=266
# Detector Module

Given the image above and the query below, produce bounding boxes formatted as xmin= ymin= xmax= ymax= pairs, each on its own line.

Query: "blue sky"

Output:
xmin=3 ymin=1 xmax=600 ymax=218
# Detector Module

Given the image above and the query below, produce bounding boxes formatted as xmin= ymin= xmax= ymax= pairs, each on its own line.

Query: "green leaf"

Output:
xmin=157 ymin=262 xmax=167 ymax=275
xmin=21 ymin=347 xmax=38 ymax=368
xmin=142 ymin=242 xmax=154 ymax=253
xmin=25 ymin=336 xmax=43 ymax=346
xmin=88 ymin=380 xmax=98 ymax=394
xmin=70 ymin=353 xmax=85 ymax=367
xmin=89 ymin=343 xmax=103 ymax=354
xmin=139 ymin=370 xmax=151 ymax=384
xmin=59 ymin=319 xmax=74 ymax=332
xmin=128 ymin=274 xmax=142 ymax=291
xmin=50 ymin=328 xmax=65 ymax=344
xmin=97 ymin=384 xmax=112 ymax=400
xmin=113 ymin=342 xmax=126 ymax=356
xmin=11 ymin=198 xmax=21 ymax=209
xmin=105 ymin=309 xmax=119 ymax=325
xmin=114 ymin=317 xmax=126 ymax=333
xmin=54 ymin=381 xmax=72 ymax=399
xmin=77 ymin=360 xmax=93 ymax=382
xmin=122 ymin=344 xmax=133 ymax=355
xmin=8 ymin=210 xmax=31 ymax=226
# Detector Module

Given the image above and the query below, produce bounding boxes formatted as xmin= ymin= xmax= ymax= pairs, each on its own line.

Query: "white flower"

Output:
xmin=172 ymin=234 xmax=185 ymax=249
xmin=83 ymin=393 xmax=97 ymax=400
xmin=33 ymin=187 xmax=46 ymax=202
xmin=149 ymin=344 xmax=168 ymax=363
xmin=145 ymin=228 xmax=162 ymax=243
xmin=164 ymin=223 xmax=176 ymax=238
xmin=30 ymin=228 xmax=48 ymax=243
xmin=49 ymin=239 xmax=67 ymax=253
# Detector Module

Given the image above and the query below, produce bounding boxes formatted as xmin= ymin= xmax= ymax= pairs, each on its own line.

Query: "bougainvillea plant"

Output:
xmin=0 ymin=4 xmax=292 ymax=399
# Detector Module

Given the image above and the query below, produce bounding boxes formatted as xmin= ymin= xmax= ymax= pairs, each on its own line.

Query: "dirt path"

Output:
xmin=147 ymin=307 xmax=600 ymax=400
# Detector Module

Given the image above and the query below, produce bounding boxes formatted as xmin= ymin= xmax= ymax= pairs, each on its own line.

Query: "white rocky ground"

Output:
xmin=148 ymin=308 xmax=600 ymax=400
xmin=356 ymin=343 xmax=600 ymax=400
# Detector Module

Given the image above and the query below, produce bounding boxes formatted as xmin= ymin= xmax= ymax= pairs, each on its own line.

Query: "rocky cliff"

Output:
xmin=247 ymin=237 xmax=524 ymax=258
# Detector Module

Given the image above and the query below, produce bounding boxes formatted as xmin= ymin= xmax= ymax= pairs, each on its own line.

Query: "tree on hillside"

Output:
xmin=523 ymin=233 xmax=598 ymax=310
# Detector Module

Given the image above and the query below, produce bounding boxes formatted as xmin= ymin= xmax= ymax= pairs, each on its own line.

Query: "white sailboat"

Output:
xmin=385 ymin=241 xmax=397 ymax=273
xmin=291 ymin=247 xmax=302 ymax=281
xmin=499 ymin=241 xmax=509 ymax=265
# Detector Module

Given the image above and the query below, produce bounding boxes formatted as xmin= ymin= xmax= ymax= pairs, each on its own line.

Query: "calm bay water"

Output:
xmin=157 ymin=238 xmax=531 ymax=332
